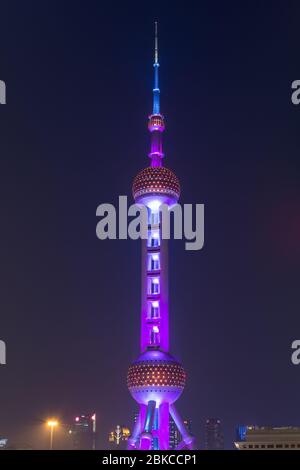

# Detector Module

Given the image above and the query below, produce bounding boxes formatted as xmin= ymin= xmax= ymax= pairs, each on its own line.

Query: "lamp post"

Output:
xmin=91 ymin=413 xmax=96 ymax=450
xmin=47 ymin=420 xmax=58 ymax=450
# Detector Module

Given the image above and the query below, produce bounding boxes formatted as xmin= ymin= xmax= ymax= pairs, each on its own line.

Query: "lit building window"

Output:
xmin=151 ymin=278 xmax=159 ymax=294
xmin=150 ymin=325 xmax=160 ymax=345
xmin=151 ymin=254 xmax=159 ymax=270
xmin=151 ymin=237 xmax=159 ymax=247
xmin=147 ymin=301 xmax=160 ymax=319
xmin=151 ymin=301 xmax=159 ymax=318
xmin=148 ymin=230 xmax=160 ymax=247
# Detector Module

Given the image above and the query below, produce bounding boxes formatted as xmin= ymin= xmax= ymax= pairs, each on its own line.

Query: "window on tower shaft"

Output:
xmin=150 ymin=326 xmax=160 ymax=346
xmin=151 ymin=237 xmax=159 ymax=248
xmin=151 ymin=301 xmax=159 ymax=319
xmin=148 ymin=230 xmax=160 ymax=248
xmin=150 ymin=278 xmax=160 ymax=295
xmin=151 ymin=254 xmax=159 ymax=270
xmin=147 ymin=301 xmax=160 ymax=319
xmin=148 ymin=253 xmax=160 ymax=271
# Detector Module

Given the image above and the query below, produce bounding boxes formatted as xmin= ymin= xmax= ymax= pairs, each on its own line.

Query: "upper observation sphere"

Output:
xmin=132 ymin=166 xmax=180 ymax=207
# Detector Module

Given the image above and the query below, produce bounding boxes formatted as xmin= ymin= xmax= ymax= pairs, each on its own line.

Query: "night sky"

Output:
xmin=0 ymin=0 xmax=300 ymax=449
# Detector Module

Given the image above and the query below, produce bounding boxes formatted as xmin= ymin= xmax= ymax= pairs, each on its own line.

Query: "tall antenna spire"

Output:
xmin=148 ymin=21 xmax=165 ymax=167
xmin=153 ymin=21 xmax=160 ymax=115
xmin=154 ymin=21 xmax=158 ymax=64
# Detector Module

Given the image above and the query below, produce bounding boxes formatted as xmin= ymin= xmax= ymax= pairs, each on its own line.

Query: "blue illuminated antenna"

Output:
xmin=153 ymin=21 xmax=160 ymax=115
xmin=154 ymin=21 xmax=158 ymax=64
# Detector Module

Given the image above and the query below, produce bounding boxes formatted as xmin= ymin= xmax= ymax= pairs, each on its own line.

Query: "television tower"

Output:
xmin=127 ymin=23 xmax=195 ymax=450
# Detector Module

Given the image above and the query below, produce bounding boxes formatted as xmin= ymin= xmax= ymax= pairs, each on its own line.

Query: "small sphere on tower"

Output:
xmin=148 ymin=114 xmax=165 ymax=132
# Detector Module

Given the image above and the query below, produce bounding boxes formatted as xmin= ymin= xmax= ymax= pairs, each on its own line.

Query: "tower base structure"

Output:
xmin=127 ymin=349 xmax=195 ymax=450
xmin=127 ymin=402 xmax=195 ymax=450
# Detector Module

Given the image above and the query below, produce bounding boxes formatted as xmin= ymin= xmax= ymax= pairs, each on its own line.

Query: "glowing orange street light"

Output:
xmin=91 ymin=413 xmax=96 ymax=450
xmin=47 ymin=420 xmax=58 ymax=450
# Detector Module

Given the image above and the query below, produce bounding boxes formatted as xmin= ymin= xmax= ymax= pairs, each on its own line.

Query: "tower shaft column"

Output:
xmin=140 ymin=210 xmax=169 ymax=352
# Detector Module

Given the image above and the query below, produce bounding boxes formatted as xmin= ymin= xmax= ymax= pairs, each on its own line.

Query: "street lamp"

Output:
xmin=91 ymin=413 xmax=96 ymax=450
xmin=47 ymin=420 xmax=58 ymax=450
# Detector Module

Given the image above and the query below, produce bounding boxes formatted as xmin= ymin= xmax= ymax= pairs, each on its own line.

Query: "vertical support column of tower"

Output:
xmin=158 ymin=402 xmax=170 ymax=450
xmin=127 ymin=23 xmax=194 ymax=450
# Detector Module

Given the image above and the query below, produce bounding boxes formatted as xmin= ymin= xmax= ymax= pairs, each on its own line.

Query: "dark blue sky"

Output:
xmin=0 ymin=0 xmax=300 ymax=449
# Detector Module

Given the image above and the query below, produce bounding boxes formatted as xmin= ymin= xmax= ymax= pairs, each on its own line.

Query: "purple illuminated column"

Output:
xmin=148 ymin=114 xmax=165 ymax=168
xmin=140 ymin=208 xmax=169 ymax=352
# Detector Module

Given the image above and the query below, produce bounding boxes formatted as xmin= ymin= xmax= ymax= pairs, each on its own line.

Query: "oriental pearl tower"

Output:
xmin=127 ymin=23 xmax=195 ymax=451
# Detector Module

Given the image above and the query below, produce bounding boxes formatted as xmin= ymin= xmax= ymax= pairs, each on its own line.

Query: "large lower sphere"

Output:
xmin=127 ymin=350 xmax=186 ymax=406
